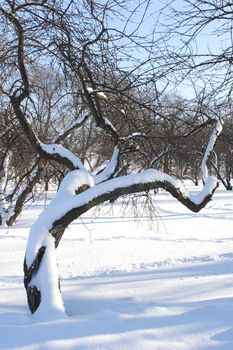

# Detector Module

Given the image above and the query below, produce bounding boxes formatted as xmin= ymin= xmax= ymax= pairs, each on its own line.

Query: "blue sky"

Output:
xmin=112 ymin=0 xmax=231 ymax=99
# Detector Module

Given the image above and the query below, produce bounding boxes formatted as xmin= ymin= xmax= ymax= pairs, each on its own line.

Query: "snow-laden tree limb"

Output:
xmin=120 ymin=132 xmax=147 ymax=141
xmin=91 ymin=161 xmax=109 ymax=176
xmin=201 ymin=118 xmax=223 ymax=183
xmin=40 ymin=143 xmax=86 ymax=171
xmin=23 ymin=167 xmax=218 ymax=315
xmin=54 ymin=113 xmax=90 ymax=144
xmin=11 ymin=100 xmax=86 ymax=170
xmin=50 ymin=169 xmax=218 ymax=245
xmin=94 ymin=145 xmax=120 ymax=184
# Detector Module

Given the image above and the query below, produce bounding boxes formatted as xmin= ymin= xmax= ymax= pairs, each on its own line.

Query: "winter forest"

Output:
xmin=1 ymin=0 xmax=233 ymax=349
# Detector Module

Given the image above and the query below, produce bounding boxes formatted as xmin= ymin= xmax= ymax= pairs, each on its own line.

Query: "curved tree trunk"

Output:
xmin=24 ymin=237 xmax=65 ymax=318
xmin=23 ymin=169 xmax=218 ymax=316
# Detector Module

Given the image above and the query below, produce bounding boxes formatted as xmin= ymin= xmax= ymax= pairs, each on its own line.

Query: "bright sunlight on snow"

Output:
xmin=1 ymin=183 xmax=233 ymax=350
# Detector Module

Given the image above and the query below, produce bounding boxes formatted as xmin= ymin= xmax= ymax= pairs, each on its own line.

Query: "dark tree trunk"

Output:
xmin=7 ymin=165 xmax=44 ymax=226
xmin=226 ymin=179 xmax=232 ymax=191
xmin=24 ymin=246 xmax=46 ymax=314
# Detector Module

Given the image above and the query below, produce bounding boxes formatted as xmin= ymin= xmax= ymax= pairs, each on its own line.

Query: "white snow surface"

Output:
xmin=1 ymin=183 xmax=233 ymax=349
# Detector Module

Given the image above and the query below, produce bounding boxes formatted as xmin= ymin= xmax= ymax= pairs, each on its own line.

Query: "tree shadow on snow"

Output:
xmin=1 ymin=258 xmax=233 ymax=349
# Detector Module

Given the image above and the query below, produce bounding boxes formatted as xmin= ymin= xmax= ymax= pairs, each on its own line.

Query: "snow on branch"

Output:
xmin=86 ymin=170 xmax=218 ymax=213
xmin=149 ymin=148 xmax=169 ymax=168
xmin=25 ymin=170 xmax=94 ymax=265
xmin=103 ymin=117 xmax=117 ymax=133
xmin=10 ymin=89 xmax=86 ymax=171
xmin=201 ymin=117 xmax=223 ymax=184
xmin=87 ymin=87 xmax=108 ymax=100
xmin=25 ymin=168 xmax=218 ymax=266
xmin=54 ymin=113 xmax=90 ymax=144
xmin=40 ymin=143 xmax=86 ymax=171
xmin=24 ymin=169 xmax=94 ymax=316
xmin=57 ymin=170 xmax=94 ymax=197
xmin=84 ymin=83 xmax=119 ymax=141
xmin=94 ymin=145 xmax=120 ymax=184
xmin=91 ymin=161 xmax=108 ymax=176
xmin=120 ymin=132 xmax=147 ymax=141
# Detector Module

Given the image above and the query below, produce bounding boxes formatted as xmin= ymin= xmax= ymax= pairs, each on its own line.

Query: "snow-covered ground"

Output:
xmin=1 ymin=184 xmax=233 ymax=349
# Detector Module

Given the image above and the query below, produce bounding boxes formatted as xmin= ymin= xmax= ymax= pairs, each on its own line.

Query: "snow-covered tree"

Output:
xmin=0 ymin=0 xmax=222 ymax=318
